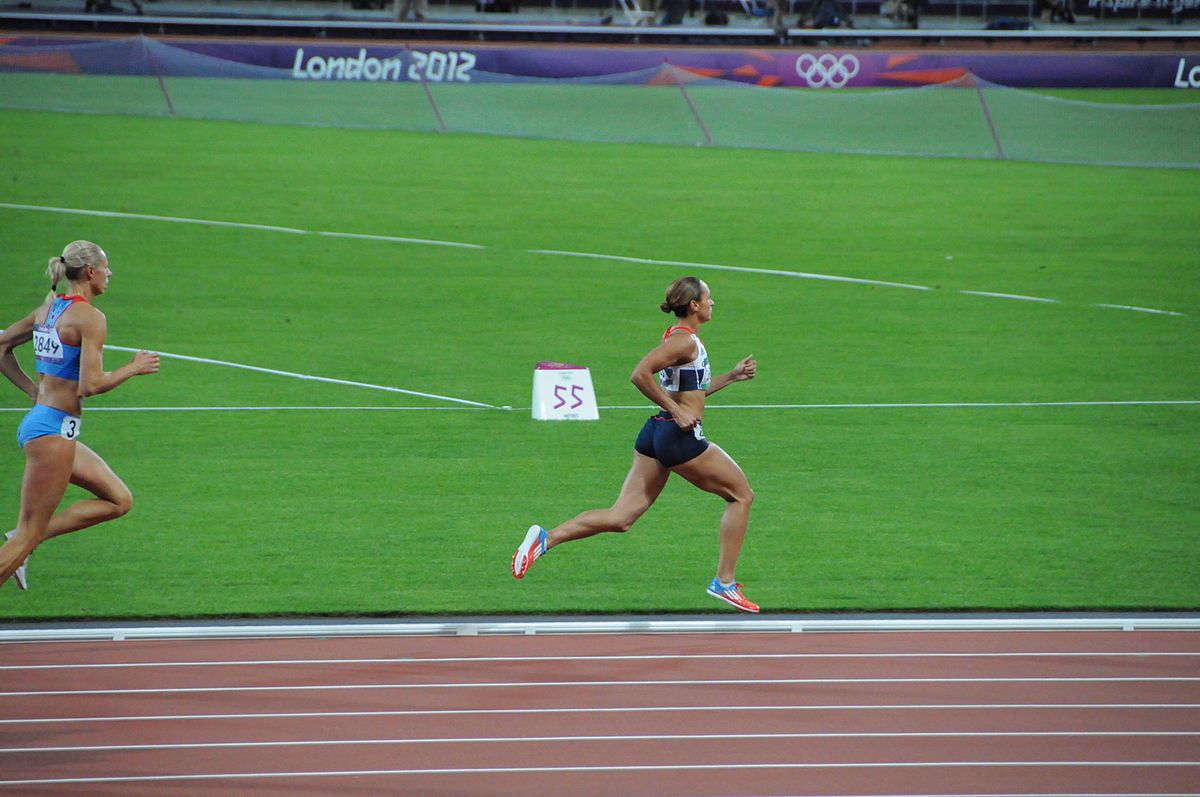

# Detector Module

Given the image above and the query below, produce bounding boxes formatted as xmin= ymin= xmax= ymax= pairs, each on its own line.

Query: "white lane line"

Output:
xmin=1 ymin=761 xmax=1196 ymax=786
xmin=4 ymin=676 xmax=1195 ymax=697
xmin=960 ymin=290 xmax=1060 ymax=304
xmin=100 ymin=345 xmax=498 ymax=409
xmin=3 ymin=650 xmax=1197 ymax=671
xmin=3 ymin=731 xmax=1196 ymax=755
xmin=1098 ymin=303 xmax=1189 ymax=317
xmin=529 ymin=248 xmax=934 ymax=291
xmin=5 ymin=704 xmax=1195 ymax=725
xmin=0 ymin=203 xmax=485 ymax=249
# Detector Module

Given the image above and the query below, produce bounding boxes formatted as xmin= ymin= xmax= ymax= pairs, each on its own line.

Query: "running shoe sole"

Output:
xmin=512 ymin=524 xmax=546 ymax=579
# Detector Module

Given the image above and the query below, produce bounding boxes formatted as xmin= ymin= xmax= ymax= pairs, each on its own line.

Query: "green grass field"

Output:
xmin=1 ymin=104 xmax=1197 ymax=619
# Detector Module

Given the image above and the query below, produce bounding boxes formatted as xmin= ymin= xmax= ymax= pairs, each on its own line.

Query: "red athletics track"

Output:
xmin=0 ymin=626 xmax=1198 ymax=796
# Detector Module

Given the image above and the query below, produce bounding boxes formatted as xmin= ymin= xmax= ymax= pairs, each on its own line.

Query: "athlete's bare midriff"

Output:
xmin=672 ymin=389 xmax=707 ymax=423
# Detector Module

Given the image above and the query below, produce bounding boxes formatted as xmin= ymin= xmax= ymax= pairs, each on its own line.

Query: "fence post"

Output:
xmin=665 ymin=58 xmax=713 ymax=147
xmin=406 ymin=44 xmax=448 ymax=133
xmin=140 ymin=35 xmax=176 ymax=118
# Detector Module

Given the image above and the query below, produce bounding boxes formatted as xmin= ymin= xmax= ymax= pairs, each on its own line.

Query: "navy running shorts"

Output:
xmin=634 ymin=411 xmax=709 ymax=468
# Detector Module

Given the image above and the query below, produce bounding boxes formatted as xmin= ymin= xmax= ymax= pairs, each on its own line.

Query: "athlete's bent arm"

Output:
xmin=0 ymin=311 xmax=38 ymax=401
xmin=630 ymin=333 xmax=701 ymax=429
xmin=76 ymin=309 xmax=159 ymax=398
xmin=705 ymin=355 xmax=757 ymax=397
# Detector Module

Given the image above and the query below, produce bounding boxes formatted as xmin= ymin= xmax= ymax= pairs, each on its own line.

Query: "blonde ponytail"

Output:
xmin=46 ymin=256 xmax=68 ymax=292
xmin=47 ymin=240 xmax=105 ymax=292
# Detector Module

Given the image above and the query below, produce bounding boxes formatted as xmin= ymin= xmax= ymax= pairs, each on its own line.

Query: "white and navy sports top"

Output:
xmin=658 ymin=325 xmax=711 ymax=392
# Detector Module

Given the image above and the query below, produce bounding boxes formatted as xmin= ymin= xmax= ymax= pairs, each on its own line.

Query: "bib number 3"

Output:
xmin=59 ymin=415 xmax=81 ymax=441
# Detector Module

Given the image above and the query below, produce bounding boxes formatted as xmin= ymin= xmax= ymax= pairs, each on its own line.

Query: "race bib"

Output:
xmin=33 ymin=325 xmax=64 ymax=364
xmin=693 ymin=422 xmax=706 ymax=442
xmin=60 ymin=415 xmax=81 ymax=441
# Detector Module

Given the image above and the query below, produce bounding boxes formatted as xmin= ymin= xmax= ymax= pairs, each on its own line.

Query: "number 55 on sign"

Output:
xmin=532 ymin=362 xmax=599 ymax=421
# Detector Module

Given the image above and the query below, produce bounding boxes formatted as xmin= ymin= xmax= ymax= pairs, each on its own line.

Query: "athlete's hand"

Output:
xmin=731 ymin=355 xmax=757 ymax=382
xmin=671 ymin=407 xmax=698 ymax=430
xmin=131 ymin=351 xmax=160 ymax=375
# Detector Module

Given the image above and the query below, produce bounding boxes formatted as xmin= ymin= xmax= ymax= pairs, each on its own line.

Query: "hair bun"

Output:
xmin=659 ymin=301 xmax=674 ymax=314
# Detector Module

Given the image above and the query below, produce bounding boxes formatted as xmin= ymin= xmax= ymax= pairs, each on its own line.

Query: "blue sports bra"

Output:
xmin=34 ymin=295 xmax=86 ymax=381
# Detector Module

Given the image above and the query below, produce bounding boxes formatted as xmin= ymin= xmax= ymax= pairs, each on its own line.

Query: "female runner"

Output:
xmin=0 ymin=240 xmax=159 ymax=589
xmin=512 ymin=277 xmax=759 ymax=612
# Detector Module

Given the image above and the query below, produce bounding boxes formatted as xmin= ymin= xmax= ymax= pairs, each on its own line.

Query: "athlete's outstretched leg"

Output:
xmin=545 ymin=452 xmax=670 ymax=548
xmin=513 ymin=452 xmax=670 ymax=578
xmin=671 ymin=443 xmax=754 ymax=584
xmin=0 ymin=436 xmax=75 ymax=587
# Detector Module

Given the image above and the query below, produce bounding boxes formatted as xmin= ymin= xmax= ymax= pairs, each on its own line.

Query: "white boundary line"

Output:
xmin=1 ymin=761 xmax=1196 ymax=787
xmin=2 ymin=617 xmax=1199 ymax=643
xmin=3 ymin=650 xmax=1196 ymax=671
xmin=528 ymin=248 xmax=934 ymax=292
xmin=99 ymin=345 xmax=499 ymax=409
xmin=0 ymin=202 xmax=1188 ymax=316
xmin=960 ymin=290 xmax=1060 ymax=304
xmin=3 ymin=400 xmax=1197 ymax=414
xmin=4 ymin=730 xmax=1196 ymax=755
xmin=3 ymin=703 xmax=1196 ymax=726
xmin=3 ymin=703 xmax=1197 ymax=726
xmin=5 ymin=675 xmax=1197 ymax=698
xmin=0 ymin=203 xmax=486 ymax=249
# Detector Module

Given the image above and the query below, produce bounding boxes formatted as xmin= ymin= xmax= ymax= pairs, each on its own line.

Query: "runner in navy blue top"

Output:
xmin=0 ymin=241 xmax=159 ymax=590
xmin=513 ymin=277 xmax=761 ymax=612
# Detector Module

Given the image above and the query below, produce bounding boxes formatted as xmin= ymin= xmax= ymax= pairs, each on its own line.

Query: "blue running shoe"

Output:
xmin=707 ymin=578 xmax=758 ymax=613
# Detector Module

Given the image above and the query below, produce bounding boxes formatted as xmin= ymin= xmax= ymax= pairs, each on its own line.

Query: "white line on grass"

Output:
xmin=597 ymin=400 xmax=1200 ymax=410
xmin=0 ymin=761 xmax=1196 ymax=787
xmin=960 ymin=290 xmax=1059 ymax=304
xmin=5 ymin=675 xmax=1195 ymax=697
xmin=0 ymin=203 xmax=485 ymax=249
xmin=3 ymin=730 xmax=1195 ymax=755
xmin=1098 ymin=303 xmax=1189 ymax=317
xmin=3 ymin=400 xmax=1195 ymax=414
xmin=1 ymin=202 xmax=1188 ymax=314
xmin=99 ymin=345 xmax=498 ymax=409
xmin=3 ymin=703 xmax=1195 ymax=726
xmin=528 ymin=249 xmax=934 ymax=291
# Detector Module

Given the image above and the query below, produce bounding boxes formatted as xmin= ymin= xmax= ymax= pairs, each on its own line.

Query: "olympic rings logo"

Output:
xmin=795 ymin=53 xmax=860 ymax=88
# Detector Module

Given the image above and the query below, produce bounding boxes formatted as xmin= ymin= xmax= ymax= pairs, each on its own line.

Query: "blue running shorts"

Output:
xmin=634 ymin=411 xmax=709 ymax=468
xmin=16 ymin=404 xmax=81 ymax=448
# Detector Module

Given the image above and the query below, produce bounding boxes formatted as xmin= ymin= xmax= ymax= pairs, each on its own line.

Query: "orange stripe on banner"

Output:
xmin=674 ymin=66 xmax=725 ymax=78
xmin=756 ymin=75 xmax=781 ymax=86
xmin=732 ymin=64 xmax=759 ymax=77
xmin=877 ymin=67 xmax=969 ymax=84
xmin=747 ymin=50 xmax=776 ymax=62
xmin=0 ymin=52 xmax=82 ymax=73
xmin=885 ymin=54 xmax=921 ymax=69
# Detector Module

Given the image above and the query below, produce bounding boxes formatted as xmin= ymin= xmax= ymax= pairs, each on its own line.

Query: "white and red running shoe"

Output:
xmin=512 ymin=525 xmax=548 ymax=579
xmin=706 ymin=578 xmax=759 ymax=613
xmin=4 ymin=531 xmax=27 ymax=590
